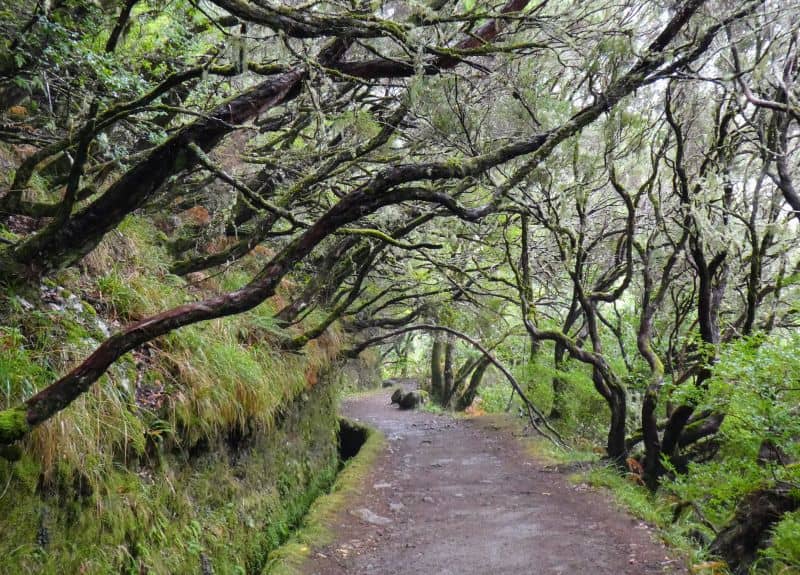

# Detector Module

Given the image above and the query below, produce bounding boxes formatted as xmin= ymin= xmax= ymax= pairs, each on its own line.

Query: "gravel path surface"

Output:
xmin=301 ymin=390 xmax=685 ymax=574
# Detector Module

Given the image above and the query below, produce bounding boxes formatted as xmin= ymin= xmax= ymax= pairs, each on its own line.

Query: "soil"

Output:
xmin=302 ymin=390 xmax=686 ymax=575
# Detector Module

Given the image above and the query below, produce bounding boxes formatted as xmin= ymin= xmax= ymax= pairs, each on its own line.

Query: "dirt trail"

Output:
xmin=302 ymin=391 xmax=685 ymax=574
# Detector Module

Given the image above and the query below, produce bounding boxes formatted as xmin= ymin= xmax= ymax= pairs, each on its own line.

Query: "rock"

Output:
xmin=398 ymin=390 xmax=426 ymax=410
xmin=351 ymin=508 xmax=392 ymax=526
xmin=390 ymin=389 xmax=427 ymax=410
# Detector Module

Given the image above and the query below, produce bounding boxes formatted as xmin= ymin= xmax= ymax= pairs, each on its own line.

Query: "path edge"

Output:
xmin=472 ymin=412 xmax=691 ymax=572
xmin=262 ymin=417 xmax=386 ymax=575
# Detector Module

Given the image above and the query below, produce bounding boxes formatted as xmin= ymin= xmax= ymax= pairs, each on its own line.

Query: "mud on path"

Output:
xmin=302 ymin=391 xmax=685 ymax=575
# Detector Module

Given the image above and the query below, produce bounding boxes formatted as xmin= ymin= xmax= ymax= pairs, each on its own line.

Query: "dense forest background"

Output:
xmin=0 ymin=0 xmax=798 ymax=572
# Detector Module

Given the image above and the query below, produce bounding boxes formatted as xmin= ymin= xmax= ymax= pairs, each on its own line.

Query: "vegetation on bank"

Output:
xmin=0 ymin=208 xmax=371 ymax=573
xmin=408 ymin=333 xmax=799 ymax=572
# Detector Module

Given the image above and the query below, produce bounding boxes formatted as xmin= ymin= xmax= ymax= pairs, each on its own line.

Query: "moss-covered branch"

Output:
xmin=336 ymin=227 xmax=442 ymax=250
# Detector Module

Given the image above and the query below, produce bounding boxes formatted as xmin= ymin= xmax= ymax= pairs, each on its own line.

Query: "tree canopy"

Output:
xmin=2 ymin=1 xmax=800 ymax=560
xmin=0 ymin=0 xmax=800 ymax=568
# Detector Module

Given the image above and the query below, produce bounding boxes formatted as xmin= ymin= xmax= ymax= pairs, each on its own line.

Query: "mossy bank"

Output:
xmin=0 ymin=379 xmax=347 ymax=574
xmin=0 ymin=213 xmax=377 ymax=574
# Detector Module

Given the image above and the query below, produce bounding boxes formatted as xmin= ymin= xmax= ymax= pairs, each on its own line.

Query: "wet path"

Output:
xmin=302 ymin=391 xmax=684 ymax=574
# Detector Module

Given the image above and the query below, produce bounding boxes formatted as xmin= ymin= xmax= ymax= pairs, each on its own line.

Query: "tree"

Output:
xmin=0 ymin=0 xmax=776 ymax=456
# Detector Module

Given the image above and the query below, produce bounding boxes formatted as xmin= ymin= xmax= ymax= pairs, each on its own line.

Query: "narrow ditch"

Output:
xmin=338 ymin=417 xmax=368 ymax=464
xmin=252 ymin=418 xmax=370 ymax=573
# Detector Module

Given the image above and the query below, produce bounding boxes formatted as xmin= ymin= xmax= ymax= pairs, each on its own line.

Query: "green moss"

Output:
xmin=0 ymin=207 xmax=356 ymax=573
xmin=0 ymin=224 xmax=19 ymax=244
xmin=0 ymin=382 xmax=342 ymax=574
xmin=0 ymin=407 xmax=29 ymax=444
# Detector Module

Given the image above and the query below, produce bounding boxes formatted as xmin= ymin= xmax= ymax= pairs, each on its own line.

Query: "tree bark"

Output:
xmin=7 ymin=67 xmax=308 ymax=277
xmin=454 ymin=356 xmax=491 ymax=411
xmin=442 ymin=340 xmax=455 ymax=406
xmin=430 ymin=338 xmax=444 ymax=402
xmin=710 ymin=483 xmax=799 ymax=574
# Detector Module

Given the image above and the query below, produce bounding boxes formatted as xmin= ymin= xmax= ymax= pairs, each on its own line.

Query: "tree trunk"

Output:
xmin=550 ymin=344 xmax=568 ymax=419
xmin=430 ymin=338 xmax=444 ymax=403
xmin=454 ymin=357 xmax=491 ymax=411
xmin=550 ymin=300 xmax=580 ymax=419
xmin=710 ymin=483 xmax=799 ymax=574
xmin=638 ymin=278 xmax=667 ymax=490
xmin=442 ymin=340 xmax=455 ymax=406
xmin=400 ymin=334 xmax=412 ymax=378
xmin=606 ymin=382 xmax=628 ymax=463
xmin=519 ymin=213 xmax=540 ymax=362
xmin=641 ymin=383 xmax=663 ymax=490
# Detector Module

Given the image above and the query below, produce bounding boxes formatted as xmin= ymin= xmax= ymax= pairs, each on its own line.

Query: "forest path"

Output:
xmin=301 ymin=390 xmax=685 ymax=575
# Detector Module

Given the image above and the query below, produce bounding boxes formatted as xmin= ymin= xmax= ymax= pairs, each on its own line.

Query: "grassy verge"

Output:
xmin=582 ymin=467 xmax=709 ymax=568
xmin=263 ymin=420 xmax=386 ymax=575
xmin=0 ymin=381 xmax=343 ymax=574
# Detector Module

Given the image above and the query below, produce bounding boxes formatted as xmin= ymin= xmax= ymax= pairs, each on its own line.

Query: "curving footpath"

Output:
xmin=301 ymin=391 xmax=686 ymax=574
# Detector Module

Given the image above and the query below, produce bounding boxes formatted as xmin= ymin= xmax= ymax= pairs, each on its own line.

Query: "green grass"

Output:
xmin=0 ymin=212 xmax=359 ymax=574
xmin=0 ymin=382 xmax=342 ymax=574
xmin=758 ymin=511 xmax=800 ymax=573
xmin=583 ymin=467 xmax=715 ymax=569
xmin=421 ymin=401 xmax=446 ymax=414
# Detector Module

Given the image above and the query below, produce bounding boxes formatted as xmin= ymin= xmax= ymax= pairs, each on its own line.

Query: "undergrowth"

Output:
xmin=0 ymin=214 xmax=363 ymax=573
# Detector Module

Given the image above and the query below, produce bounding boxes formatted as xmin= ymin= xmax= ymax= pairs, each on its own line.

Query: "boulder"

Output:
xmin=390 ymin=388 xmax=427 ymax=410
